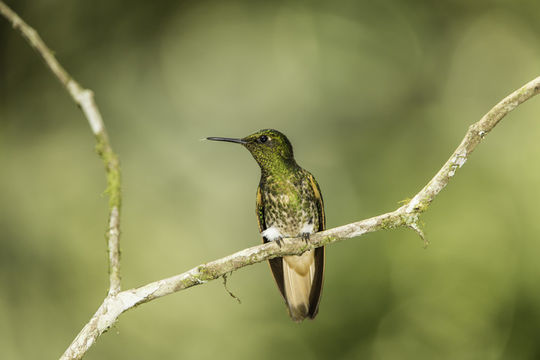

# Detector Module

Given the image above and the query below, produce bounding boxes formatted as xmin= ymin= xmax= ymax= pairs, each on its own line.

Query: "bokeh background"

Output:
xmin=1 ymin=0 xmax=540 ymax=359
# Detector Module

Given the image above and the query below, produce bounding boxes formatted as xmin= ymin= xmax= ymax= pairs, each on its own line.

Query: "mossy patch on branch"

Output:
xmin=95 ymin=133 xmax=121 ymax=209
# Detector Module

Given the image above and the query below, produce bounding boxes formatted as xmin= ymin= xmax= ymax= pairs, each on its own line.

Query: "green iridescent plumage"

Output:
xmin=207 ymin=129 xmax=325 ymax=322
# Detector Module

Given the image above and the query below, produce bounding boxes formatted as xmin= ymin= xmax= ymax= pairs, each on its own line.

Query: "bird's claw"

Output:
xmin=301 ymin=232 xmax=311 ymax=243
xmin=276 ymin=237 xmax=284 ymax=248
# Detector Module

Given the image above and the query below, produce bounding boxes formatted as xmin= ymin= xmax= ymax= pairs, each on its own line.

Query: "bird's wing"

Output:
xmin=257 ymin=185 xmax=287 ymax=300
xmin=306 ymin=172 xmax=325 ymax=318
xmin=308 ymin=173 xmax=326 ymax=231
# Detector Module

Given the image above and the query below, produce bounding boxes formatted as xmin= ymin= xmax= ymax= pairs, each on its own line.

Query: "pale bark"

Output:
xmin=0 ymin=1 xmax=122 ymax=296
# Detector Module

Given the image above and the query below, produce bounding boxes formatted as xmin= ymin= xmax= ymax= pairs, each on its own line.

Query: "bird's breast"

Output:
xmin=262 ymin=178 xmax=318 ymax=237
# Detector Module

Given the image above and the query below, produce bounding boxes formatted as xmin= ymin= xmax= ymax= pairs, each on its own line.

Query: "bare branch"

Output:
xmin=2 ymin=1 xmax=540 ymax=359
xmin=403 ymin=77 xmax=540 ymax=215
xmin=0 ymin=1 xmax=122 ymax=295
xmin=58 ymin=76 xmax=540 ymax=359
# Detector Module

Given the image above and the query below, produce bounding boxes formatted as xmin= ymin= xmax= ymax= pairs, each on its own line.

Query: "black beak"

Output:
xmin=206 ymin=137 xmax=247 ymax=144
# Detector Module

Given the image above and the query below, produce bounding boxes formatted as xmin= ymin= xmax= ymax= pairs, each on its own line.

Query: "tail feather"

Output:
xmin=283 ymin=251 xmax=316 ymax=322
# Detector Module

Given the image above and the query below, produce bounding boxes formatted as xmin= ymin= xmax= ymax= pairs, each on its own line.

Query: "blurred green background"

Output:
xmin=1 ymin=0 xmax=540 ymax=359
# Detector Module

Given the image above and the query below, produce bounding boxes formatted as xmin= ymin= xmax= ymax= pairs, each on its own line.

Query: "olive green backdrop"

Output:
xmin=1 ymin=0 xmax=540 ymax=359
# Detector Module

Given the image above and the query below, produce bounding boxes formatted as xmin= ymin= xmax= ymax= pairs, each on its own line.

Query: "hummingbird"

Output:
xmin=207 ymin=129 xmax=325 ymax=322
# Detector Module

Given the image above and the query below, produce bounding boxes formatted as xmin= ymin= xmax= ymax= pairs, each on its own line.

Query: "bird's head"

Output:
xmin=207 ymin=129 xmax=296 ymax=173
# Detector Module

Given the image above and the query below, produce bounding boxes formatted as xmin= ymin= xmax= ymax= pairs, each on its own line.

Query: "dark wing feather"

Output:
xmin=256 ymin=186 xmax=287 ymax=301
xmin=307 ymin=173 xmax=325 ymax=319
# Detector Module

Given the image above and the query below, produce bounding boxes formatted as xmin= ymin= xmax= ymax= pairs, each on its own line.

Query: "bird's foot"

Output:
xmin=275 ymin=237 xmax=284 ymax=248
xmin=301 ymin=232 xmax=311 ymax=243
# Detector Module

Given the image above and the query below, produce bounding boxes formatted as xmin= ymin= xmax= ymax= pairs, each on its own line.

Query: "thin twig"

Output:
xmin=223 ymin=273 xmax=242 ymax=304
xmin=0 ymin=1 xmax=122 ymax=296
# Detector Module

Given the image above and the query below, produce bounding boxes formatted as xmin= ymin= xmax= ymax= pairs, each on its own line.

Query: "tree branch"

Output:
xmin=0 ymin=1 xmax=122 ymax=296
xmin=59 ymin=75 xmax=540 ymax=359
xmin=2 ymin=2 xmax=539 ymax=359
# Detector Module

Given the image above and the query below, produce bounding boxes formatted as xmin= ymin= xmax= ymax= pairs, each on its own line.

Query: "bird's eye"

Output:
xmin=258 ymin=135 xmax=268 ymax=143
